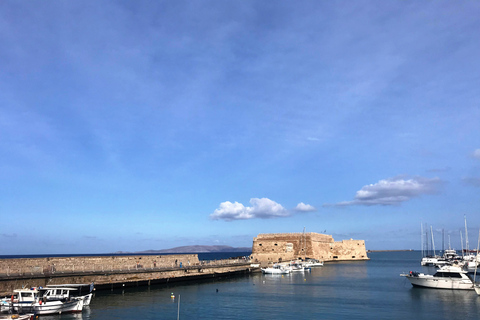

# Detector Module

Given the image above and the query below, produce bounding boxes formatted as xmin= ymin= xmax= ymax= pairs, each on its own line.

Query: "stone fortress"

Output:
xmin=251 ymin=232 xmax=368 ymax=264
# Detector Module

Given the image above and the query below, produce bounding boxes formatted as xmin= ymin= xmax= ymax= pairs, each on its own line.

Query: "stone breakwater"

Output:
xmin=0 ymin=254 xmax=255 ymax=296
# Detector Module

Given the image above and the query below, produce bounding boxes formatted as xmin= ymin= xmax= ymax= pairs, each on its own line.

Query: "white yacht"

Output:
xmin=401 ymin=265 xmax=474 ymax=290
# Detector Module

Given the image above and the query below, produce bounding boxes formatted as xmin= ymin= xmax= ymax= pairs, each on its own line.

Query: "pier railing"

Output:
xmin=0 ymin=257 xmax=253 ymax=279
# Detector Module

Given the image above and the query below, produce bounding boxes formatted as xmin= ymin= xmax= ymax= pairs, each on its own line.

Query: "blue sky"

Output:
xmin=1 ymin=1 xmax=479 ymax=255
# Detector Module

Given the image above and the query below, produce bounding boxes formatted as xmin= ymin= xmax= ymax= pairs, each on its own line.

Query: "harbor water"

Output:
xmin=23 ymin=251 xmax=480 ymax=319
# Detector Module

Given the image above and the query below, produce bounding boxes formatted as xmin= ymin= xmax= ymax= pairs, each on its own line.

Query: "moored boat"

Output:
xmin=44 ymin=284 xmax=94 ymax=306
xmin=303 ymin=259 xmax=324 ymax=267
xmin=261 ymin=264 xmax=291 ymax=274
xmin=401 ymin=265 xmax=473 ymax=290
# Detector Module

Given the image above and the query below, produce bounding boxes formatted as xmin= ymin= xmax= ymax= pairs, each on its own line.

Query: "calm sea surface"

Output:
xmin=27 ymin=251 xmax=480 ymax=320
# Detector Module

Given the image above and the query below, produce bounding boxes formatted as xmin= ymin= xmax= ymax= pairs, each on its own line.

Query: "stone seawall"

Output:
xmin=0 ymin=255 xmax=254 ymax=296
xmin=0 ymin=254 xmax=199 ymax=276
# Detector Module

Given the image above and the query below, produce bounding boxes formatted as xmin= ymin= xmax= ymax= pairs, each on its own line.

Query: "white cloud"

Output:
xmin=327 ymin=176 xmax=443 ymax=206
xmin=295 ymin=202 xmax=316 ymax=212
xmin=473 ymin=149 xmax=480 ymax=160
xmin=210 ymin=198 xmax=289 ymax=221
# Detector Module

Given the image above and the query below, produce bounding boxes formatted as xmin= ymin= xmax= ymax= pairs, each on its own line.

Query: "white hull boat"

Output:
xmin=32 ymin=298 xmax=83 ymax=315
xmin=304 ymin=259 xmax=324 ymax=267
xmin=401 ymin=266 xmax=473 ymax=290
xmin=261 ymin=265 xmax=290 ymax=274
xmin=45 ymin=283 xmax=94 ymax=306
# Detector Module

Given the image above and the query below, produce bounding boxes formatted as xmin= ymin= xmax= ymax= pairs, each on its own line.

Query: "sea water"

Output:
xmin=25 ymin=251 xmax=480 ymax=320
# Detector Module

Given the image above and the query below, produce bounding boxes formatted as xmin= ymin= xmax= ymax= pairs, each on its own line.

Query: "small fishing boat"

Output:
xmin=261 ymin=264 xmax=291 ymax=274
xmin=401 ymin=265 xmax=473 ymax=290
xmin=303 ymin=259 xmax=324 ymax=267
xmin=45 ymin=283 xmax=94 ymax=306
xmin=8 ymin=287 xmax=85 ymax=315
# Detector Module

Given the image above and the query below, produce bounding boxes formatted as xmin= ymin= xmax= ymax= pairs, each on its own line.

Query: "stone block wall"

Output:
xmin=0 ymin=254 xmax=199 ymax=276
xmin=251 ymin=232 xmax=368 ymax=264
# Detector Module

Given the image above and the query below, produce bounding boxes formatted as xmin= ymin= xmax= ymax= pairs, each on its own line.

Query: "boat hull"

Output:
xmin=32 ymin=299 xmax=83 ymax=315
xmin=405 ymin=275 xmax=473 ymax=290
xmin=261 ymin=268 xmax=290 ymax=274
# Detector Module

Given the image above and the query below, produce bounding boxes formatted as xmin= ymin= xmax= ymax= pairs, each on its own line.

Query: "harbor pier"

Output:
xmin=0 ymin=254 xmax=256 ymax=295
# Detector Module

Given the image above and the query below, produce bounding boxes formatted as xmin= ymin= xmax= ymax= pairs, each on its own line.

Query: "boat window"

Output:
xmin=434 ymin=272 xmax=462 ymax=278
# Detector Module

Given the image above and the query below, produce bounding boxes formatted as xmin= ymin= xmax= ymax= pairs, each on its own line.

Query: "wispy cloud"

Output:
xmin=427 ymin=166 xmax=451 ymax=173
xmin=1 ymin=233 xmax=17 ymax=238
xmin=326 ymin=176 xmax=443 ymax=207
xmin=295 ymin=202 xmax=316 ymax=212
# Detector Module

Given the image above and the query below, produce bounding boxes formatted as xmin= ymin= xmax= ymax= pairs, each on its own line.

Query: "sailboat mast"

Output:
xmin=430 ymin=226 xmax=436 ymax=256
xmin=442 ymin=229 xmax=445 ymax=254
xmin=465 ymin=215 xmax=469 ymax=252
xmin=421 ymin=223 xmax=424 ymax=258
xmin=460 ymin=231 xmax=464 ymax=258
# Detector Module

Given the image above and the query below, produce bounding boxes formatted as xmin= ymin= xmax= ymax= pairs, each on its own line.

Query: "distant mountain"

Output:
xmin=116 ymin=245 xmax=251 ymax=254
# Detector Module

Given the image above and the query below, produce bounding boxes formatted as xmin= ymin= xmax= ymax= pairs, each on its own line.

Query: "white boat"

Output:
xmin=401 ymin=265 xmax=474 ymax=290
xmin=10 ymin=289 xmax=38 ymax=313
xmin=32 ymin=297 xmax=83 ymax=315
xmin=288 ymin=263 xmax=305 ymax=272
xmin=472 ymin=230 xmax=480 ymax=296
xmin=261 ymin=264 xmax=291 ymax=274
xmin=45 ymin=284 xmax=94 ymax=306
xmin=10 ymin=287 xmax=85 ymax=315
xmin=303 ymin=259 xmax=324 ymax=267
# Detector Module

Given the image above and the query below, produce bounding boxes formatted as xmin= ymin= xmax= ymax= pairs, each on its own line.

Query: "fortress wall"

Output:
xmin=0 ymin=254 xmax=199 ymax=275
xmin=330 ymin=239 xmax=368 ymax=261
xmin=251 ymin=233 xmax=368 ymax=264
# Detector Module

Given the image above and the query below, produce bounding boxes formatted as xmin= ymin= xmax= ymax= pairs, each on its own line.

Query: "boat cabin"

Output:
xmin=14 ymin=289 xmax=38 ymax=303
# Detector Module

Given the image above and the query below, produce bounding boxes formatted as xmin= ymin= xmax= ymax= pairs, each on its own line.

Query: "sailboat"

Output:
xmin=474 ymin=230 xmax=480 ymax=295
